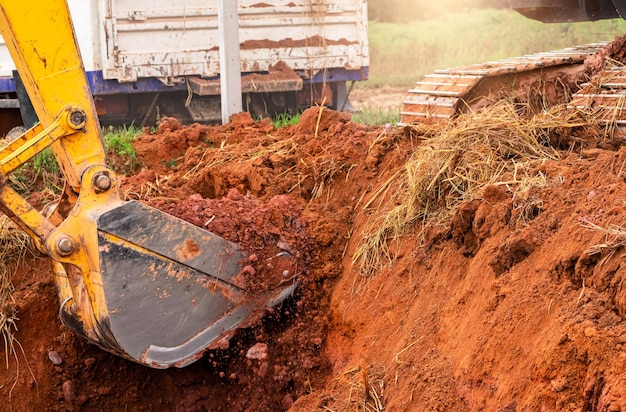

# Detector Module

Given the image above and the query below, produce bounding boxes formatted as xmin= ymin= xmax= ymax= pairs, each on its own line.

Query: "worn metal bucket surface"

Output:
xmin=85 ymin=201 xmax=297 ymax=368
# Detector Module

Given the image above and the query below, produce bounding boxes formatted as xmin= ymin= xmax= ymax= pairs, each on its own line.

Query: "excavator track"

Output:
xmin=568 ymin=65 xmax=626 ymax=128
xmin=400 ymin=43 xmax=608 ymax=125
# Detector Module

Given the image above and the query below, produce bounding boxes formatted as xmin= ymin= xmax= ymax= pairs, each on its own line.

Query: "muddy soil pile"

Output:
xmin=4 ymin=48 xmax=626 ymax=411
xmin=0 ymin=108 xmax=400 ymax=411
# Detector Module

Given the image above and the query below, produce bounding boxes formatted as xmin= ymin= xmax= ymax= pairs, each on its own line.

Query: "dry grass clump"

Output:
xmin=0 ymin=214 xmax=30 ymax=367
xmin=582 ymin=219 xmax=626 ymax=264
xmin=125 ymin=135 xmax=300 ymax=201
xmin=131 ymin=118 xmax=357 ymax=203
xmin=355 ymin=101 xmax=603 ymax=276
xmin=318 ymin=364 xmax=386 ymax=412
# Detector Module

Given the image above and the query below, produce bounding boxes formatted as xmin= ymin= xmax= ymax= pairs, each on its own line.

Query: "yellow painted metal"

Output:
xmin=0 ymin=106 xmax=86 ymax=176
xmin=0 ymin=1 xmax=117 ymax=345
xmin=0 ymin=106 xmax=91 ymax=254
xmin=45 ymin=165 xmax=124 ymax=327
xmin=0 ymin=123 xmax=44 ymax=170
xmin=0 ymin=1 xmax=106 ymax=189
xmin=0 ymin=184 xmax=53 ymax=252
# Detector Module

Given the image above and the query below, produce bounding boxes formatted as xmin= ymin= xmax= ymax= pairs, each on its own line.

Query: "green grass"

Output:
xmin=0 ymin=215 xmax=29 ymax=369
xmin=266 ymin=107 xmax=399 ymax=126
xmin=351 ymin=107 xmax=400 ymax=125
xmin=32 ymin=148 xmax=59 ymax=176
xmin=365 ymin=8 xmax=626 ymax=88
xmin=103 ymin=125 xmax=138 ymax=157
xmin=4 ymin=125 xmax=140 ymax=197
xmin=3 ymin=147 xmax=61 ymax=196
xmin=102 ymin=125 xmax=139 ymax=173
xmin=271 ymin=112 xmax=301 ymax=128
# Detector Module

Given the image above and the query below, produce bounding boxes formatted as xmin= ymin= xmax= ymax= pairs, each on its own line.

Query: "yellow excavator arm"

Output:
xmin=0 ymin=1 xmax=297 ymax=368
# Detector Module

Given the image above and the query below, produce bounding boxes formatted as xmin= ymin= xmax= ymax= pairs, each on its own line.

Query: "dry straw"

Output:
xmin=0 ymin=214 xmax=30 ymax=368
xmin=582 ymin=219 xmax=626 ymax=264
xmin=320 ymin=364 xmax=386 ymax=412
xmin=354 ymin=101 xmax=603 ymax=276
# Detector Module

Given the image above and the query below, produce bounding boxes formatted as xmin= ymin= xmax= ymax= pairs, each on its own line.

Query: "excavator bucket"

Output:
xmin=51 ymin=180 xmax=299 ymax=369
xmin=87 ymin=201 xmax=297 ymax=368
xmin=36 ymin=167 xmax=299 ymax=369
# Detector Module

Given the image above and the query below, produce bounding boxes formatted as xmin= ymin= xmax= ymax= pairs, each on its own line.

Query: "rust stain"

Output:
xmin=231 ymin=271 xmax=247 ymax=289
xmin=240 ymin=35 xmax=356 ymax=50
xmin=173 ymin=268 xmax=191 ymax=281
xmin=200 ymin=277 xmax=240 ymax=303
xmin=156 ymin=287 xmax=170 ymax=299
xmin=174 ymin=239 xmax=202 ymax=261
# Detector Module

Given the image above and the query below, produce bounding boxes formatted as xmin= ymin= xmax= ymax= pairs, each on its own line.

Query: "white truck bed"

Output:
xmin=0 ymin=0 xmax=369 ymax=83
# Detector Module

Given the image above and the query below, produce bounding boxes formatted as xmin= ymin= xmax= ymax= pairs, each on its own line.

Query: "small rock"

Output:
xmin=587 ymin=190 xmax=597 ymax=201
xmin=281 ymin=394 xmax=294 ymax=410
xmin=84 ymin=358 xmax=96 ymax=368
xmin=77 ymin=394 xmax=88 ymax=406
xmin=258 ymin=361 xmax=269 ymax=378
xmin=242 ymin=265 xmax=256 ymax=276
xmin=584 ymin=326 xmax=598 ymax=338
xmin=217 ymin=338 xmax=230 ymax=350
xmin=277 ymin=241 xmax=297 ymax=255
xmin=62 ymin=380 xmax=76 ymax=404
xmin=48 ymin=350 xmax=62 ymax=366
xmin=550 ymin=377 xmax=568 ymax=392
xmin=246 ymin=342 xmax=268 ymax=361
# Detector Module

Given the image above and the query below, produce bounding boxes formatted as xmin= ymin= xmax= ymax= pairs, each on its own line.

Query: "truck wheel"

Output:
xmin=5 ymin=125 xmax=26 ymax=141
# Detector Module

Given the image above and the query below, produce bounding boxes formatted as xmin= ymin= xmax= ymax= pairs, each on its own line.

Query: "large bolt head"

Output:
xmin=68 ymin=109 xmax=87 ymax=129
xmin=57 ymin=237 xmax=74 ymax=256
xmin=93 ymin=173 xmax=112 ymax=192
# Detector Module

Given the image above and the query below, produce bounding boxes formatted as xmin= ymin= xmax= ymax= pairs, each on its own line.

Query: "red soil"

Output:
xmin=3 ymin=103 xmax=626 ymax=411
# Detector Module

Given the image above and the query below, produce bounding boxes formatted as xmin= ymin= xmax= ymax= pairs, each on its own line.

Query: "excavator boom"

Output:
xmin=510 ymin=0 xmax=624 ymax=23
xmin=0 ymin=1 xmax=297 ymax=368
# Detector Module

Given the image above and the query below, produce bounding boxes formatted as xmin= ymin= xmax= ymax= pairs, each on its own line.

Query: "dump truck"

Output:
xmin=0 ymin=0 xmax=369 ymax=135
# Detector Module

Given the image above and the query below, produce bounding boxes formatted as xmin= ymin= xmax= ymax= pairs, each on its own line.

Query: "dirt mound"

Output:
xmin=1 ymin=107 xmax=400 ymax=411
xmin=3 ymin=100 xmax=626 ymax=412
xmin=583 ymin=34 xmax=626 ymax=73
